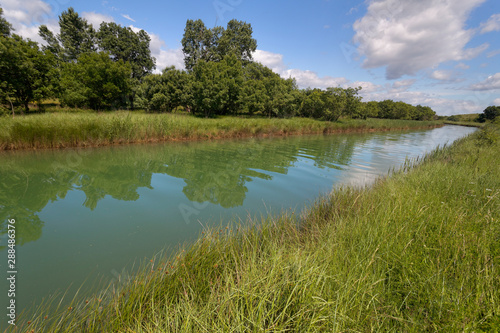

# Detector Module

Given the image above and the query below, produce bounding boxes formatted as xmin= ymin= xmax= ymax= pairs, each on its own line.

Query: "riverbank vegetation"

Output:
xmin=0 ymin=113 xmax=442 ymax=150
xmin=1 ymin=7 xmax=437 ymax=122
xmin=13 ymin=125 xmax=499 ymax=332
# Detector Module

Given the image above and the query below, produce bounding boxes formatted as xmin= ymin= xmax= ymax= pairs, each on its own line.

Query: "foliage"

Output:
xmin=0 ymin=8 xmax=13 ymax=37
xmin=0 ymin=34 xmax=56 ymax=112
xmin=136 ymin=66 xmax=191 ymax=112
xmin=59 ymin=52 xmax=131 ymax=110
xmin=182 ymin=19 xmax=257 ymax=71
xmin=96 ymin=22 xmax=155 ymax=81
xmin=477 ymin=105 xmax=500 ymax=123
xmin=39 ymin=7 xmax=96 ymax=62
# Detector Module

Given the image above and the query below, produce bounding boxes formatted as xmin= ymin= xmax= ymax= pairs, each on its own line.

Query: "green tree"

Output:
xmin=343 ymin=86 xmax=363 ymax=118
xmin=39 ymin=7 xmax=96 ymax=62
xmin=0 ymin=35 xmax=56 ymax=113
xmin=218 ymin=19 xmax=257 ymax=63
xmin=0 ymin=8 xmax=13 ymax=37
xmin=97 ymin=22 xmax=155 ymax=80
xmin=182 ymin=19 xmax=257 ymax=71
xmin=191 ymin=55 xmax=243 ymax=117
xmin=323 ymin=87 xmax=347 ymax=121
xmin=181 ymin=19 xmax=212 ymax=71
xmin=365 ymin=101 xmax=380 ymax=118
xmin=97 ymin=22 xmax=155 ymax=109
xmin=136 ymin=67 xmax=191 ymax=112
xmin=477 ymin=105 xmax=500 ymax=122
xmin=60 ymin=52 xmax=131 ymax=110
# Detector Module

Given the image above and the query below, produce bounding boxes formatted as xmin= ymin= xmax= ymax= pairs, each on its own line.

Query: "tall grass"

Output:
xmin=8 ymin=125 xmax=499 ymax=332
xmin=0 ymin=112 xmax=442 ymax=150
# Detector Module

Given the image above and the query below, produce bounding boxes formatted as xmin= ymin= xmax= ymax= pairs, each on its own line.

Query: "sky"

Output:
xmin=2 ymin=0 xmax=500 ymax=115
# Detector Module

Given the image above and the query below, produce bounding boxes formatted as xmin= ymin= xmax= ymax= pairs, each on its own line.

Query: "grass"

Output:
xmin=9 ymin=125 xmax=499 ymax=332
xmin=0 ymin=112 xmax=443 ymax=150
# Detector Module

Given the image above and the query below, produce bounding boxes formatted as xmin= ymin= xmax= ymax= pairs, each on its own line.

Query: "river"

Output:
xmin=0 ymin=125 xmax=476 ymax=322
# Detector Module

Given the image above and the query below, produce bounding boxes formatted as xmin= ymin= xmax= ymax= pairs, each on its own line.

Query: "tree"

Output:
xmin=343 ymin=86 xmax=363 ymax=118
xmin=477 ymin=105 xmax=500 ymax=122
xmin=181 ymin=19 xmax=212 ymax=71
xmin=136 ymin=67 xmax=191 ymax=112
xmin=0 ymin=35 xmax=56 ymax=113
xmin=60 ymin=52 xmax=131 ymax=110
xmin=181 ymin=19 xmax=257 ymax=71
xmin=97 ymin=22 xmax=155 ymax=80
xmin=97 ymin=22 xmax=155 ymax=109
xmin=0 ymin=8 xmax=13 ymax=37
xmin=218 ymin=19 xmax=257 ymax=63
xmin=39 ymin=7 xmax=96 ymax=62
xmin=191 ymin=55 xmax=244 ymax=117
xmin=323 ymin=87 xmax=347 ymax=121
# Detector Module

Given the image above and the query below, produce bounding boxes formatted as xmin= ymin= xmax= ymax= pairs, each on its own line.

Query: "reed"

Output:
xmin=0 ymin=112 xmax=442 ymax=150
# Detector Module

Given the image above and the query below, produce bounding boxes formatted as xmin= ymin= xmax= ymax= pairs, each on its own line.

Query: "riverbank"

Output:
xmin=443 ymin=120 xmax=485 ymax=127
xmin=0 ymin=112 xmax=442 ymax=150
xmin=14 ymin=125 xmax=499 ymax=332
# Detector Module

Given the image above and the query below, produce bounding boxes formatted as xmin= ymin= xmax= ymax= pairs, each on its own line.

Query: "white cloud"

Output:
xmin=353 ymin=0 xmax=487 ymax=79
xmin=487 ymin=49 xmax=500 ymax=58
xmin=493 ymin=98 xmax=500 ymax=105
xmin=480 ymin=13 xmax=500 ymax=33
xmin=468 ymin=73 xmax=500 ymax=91
xmin=82 ymin=11 xmax=114 ymax=29
xmin=455 ymin=62 xmax=470 ymax=69
xmin=1 ymin=0 xmax=57 ymax=42
xmin=429 ymin=70 xmax=463 ymax=83
xmin=121 ymin=14 xmax=136 ymax=22
xmin=253 ymin=49 xmax=348 ymax=89
xmin=2 ymin=0 xmax=51 ymax=25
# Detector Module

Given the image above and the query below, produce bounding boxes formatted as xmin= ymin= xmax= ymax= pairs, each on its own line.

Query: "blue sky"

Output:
xmin=3 ymin=0 xmax=500 ymax=115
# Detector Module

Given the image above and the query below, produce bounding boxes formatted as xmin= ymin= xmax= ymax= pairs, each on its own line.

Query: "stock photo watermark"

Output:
xmin=5 ymin=218 xmax=17 ymax=326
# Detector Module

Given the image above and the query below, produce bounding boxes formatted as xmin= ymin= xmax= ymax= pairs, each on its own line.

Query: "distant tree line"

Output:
xmin=0 ymin=7 xmax=436 ymax=121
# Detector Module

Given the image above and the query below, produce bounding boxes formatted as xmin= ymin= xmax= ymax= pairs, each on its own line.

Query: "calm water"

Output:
xmin=0 ymin=125 xmax=476 ymax=320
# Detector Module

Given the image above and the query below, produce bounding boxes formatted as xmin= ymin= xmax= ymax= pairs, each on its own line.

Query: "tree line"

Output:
xmin=0 ymin=7 xmax=436 ymax=120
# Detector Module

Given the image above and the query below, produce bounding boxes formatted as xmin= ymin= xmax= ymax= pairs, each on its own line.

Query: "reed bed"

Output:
xmin=0 ymin=112 xmax=442 ymax=150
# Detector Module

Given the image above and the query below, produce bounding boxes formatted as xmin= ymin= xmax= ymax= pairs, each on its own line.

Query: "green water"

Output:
xmin=0 ymin=125 xmax=476 ymax=321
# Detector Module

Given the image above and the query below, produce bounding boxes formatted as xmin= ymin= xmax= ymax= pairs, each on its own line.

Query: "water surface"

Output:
xmin=0 ymin=125 xmax=476 ymax=319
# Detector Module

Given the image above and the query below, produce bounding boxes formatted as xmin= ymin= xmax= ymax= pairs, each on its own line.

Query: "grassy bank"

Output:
xmin=0 ymin=112 xmax=442 ymax=150
xmin=443 ymin=120 xmax=485 ymax=127
xmin=13 ymin=126 xmax=499 ymax=332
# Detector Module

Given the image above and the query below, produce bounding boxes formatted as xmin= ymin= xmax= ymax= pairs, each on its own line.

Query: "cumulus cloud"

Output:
xmin=429 ymin=70 xmax=464 ymax=83
xmin=493 ymin=98 xmax=500 ymax=105
xmin=82 ymin=12 xmax=114 ymax=28
xmin=353 ymin=0 xmax=488 ymax=79
xmin=1 ymin=0 xmax=57 ymax=42
xmin=468 ymin=73 xmax=500 ymax=91
xmin=253 ymin=49 xmax=348 ymax=89
xmin=480 ymin=13 xmax=500 ymax=33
